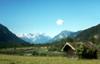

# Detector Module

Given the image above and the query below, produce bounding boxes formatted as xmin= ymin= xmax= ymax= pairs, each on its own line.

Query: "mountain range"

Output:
xmin=18 ymin=33 xmax=51 ymax=44
xmin=18 ymin=30 xmax=80 ymax=44
xmin=0 ymin=23 xmax=100 ymax=48
xmin=18 ymin=24 xmax=100 ymax=45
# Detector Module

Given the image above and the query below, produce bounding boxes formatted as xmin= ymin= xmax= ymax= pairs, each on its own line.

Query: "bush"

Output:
xmin=76 ymin=43 xmax=98 ymax=59
xmin=32 ymin=51 xmax=39 ymax=56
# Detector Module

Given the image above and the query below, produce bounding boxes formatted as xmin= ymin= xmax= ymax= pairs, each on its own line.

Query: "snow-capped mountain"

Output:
xmin=52 ymin=31 xmax=73 ymax=40
xmin=52 ymin=30 xmax=80 ymax=41
xmin=17 ymin=30 xmax=80 ymax=44
xmin=18 ymin=33 xmax=52 ymax=44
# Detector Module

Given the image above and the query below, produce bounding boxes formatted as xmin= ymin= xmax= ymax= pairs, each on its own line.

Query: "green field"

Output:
xmin=0 ymin=54 xmax=100 ymax=64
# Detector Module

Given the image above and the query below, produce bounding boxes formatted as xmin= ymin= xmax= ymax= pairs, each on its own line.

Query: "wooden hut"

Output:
xmin=61 ymin=42 xmax=76 ymax=56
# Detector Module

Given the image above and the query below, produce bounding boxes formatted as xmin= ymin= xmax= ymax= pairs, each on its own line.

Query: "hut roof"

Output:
xmin=61 ymin=42 xmax=76 ymax=51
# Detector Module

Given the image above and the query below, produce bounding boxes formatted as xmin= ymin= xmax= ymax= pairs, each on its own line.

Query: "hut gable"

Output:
xmin=61 ymin=42 xmax=76 ymax=56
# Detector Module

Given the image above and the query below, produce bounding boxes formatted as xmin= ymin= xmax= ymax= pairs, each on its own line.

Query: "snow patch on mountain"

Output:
xmin=17 ymin=33 xmax=52 ymax=44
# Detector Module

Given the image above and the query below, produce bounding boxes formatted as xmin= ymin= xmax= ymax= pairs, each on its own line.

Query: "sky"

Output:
xmin=0 ymin=0 xmax=100 ymax=37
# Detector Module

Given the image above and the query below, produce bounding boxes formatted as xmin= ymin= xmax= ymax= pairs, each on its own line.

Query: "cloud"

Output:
xmin=56 ymin=19 xmax=64 ymax=26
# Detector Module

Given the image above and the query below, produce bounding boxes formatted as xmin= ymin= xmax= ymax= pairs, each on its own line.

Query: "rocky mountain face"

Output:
xmin=0 ymin=24 xmax=30 ymax=48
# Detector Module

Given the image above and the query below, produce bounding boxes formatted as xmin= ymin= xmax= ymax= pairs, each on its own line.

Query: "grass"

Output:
xmin=0 ymin=54 xmax=100 ymax=64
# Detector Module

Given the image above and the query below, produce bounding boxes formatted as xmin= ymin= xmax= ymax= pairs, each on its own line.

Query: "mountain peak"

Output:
xmin=59 ymin=30 xmax=73 ymax=35
xmin=18 ymin=33 xmax=51 ymax=44
xmin=52 ymin=30 xmax=75 ymax=41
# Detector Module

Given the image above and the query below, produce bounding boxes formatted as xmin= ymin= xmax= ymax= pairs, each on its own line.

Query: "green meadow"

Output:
xmin=0 ymin=54 xmax=100 ymax=64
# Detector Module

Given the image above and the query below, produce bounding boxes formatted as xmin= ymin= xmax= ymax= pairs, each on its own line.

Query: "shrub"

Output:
xmin=32 ymin=51 xmax=39 ymax=56
xmin=76 ymin=43 xmax=98 ymax=59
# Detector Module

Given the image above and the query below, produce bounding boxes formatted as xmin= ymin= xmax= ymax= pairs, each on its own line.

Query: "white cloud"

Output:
xmin=56 ymin=19 xmax=64 ymax=26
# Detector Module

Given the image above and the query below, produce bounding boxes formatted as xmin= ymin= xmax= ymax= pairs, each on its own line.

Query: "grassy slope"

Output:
xmin=0 ymin=54 xmax=100 ymax=64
